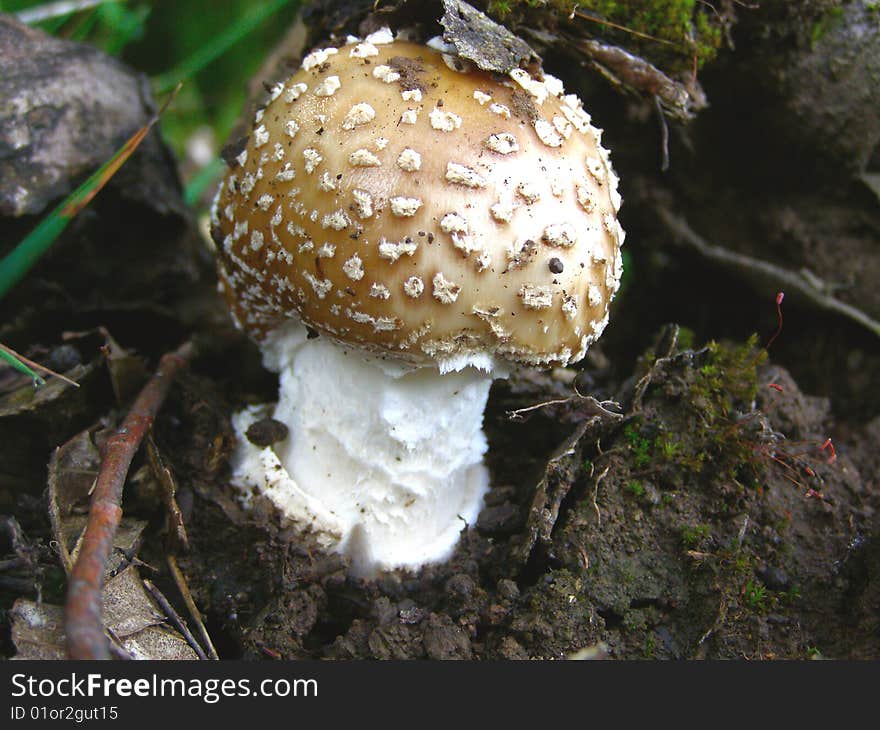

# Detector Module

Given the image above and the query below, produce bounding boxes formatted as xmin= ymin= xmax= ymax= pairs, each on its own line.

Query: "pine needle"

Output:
xmin=574 ymin=9 xmax=681 ymax=49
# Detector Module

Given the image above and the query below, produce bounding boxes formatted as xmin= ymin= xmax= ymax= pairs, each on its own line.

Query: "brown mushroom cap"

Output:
xmin=212 ymin=35 xmax=624 ymax=367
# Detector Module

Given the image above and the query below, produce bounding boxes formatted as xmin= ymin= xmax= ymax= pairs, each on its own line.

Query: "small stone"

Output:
xmin=476 ymin=502 xmax=520 ymax=533
xmin=46 ymin=344 xmax=82 ymax=372
xmin=245 ymin=417 xmax=289 ymax=447
xmin=757 ymin=564 xmax=790 ymax=591
xmin=497 ymin=579 xmax=520 ymax=602
xmin=445 ymin=573 xmax=476 ymax=598
xmin=398 ymin=600 xmax=425 ymax=625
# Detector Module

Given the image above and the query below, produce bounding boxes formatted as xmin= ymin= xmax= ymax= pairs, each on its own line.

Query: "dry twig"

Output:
xmin=146 ymin=435 xmax=189 ymax=552
xmin=143 ymin=579 xmax=208 ymax=660
xmin=577 ymin=39 xmax=707 ymax=121
xmin=167 ymin=555 xmax=219 ymax=660
xmin=590 ymin=465 xmax=610 ymax=529
xmin=64 ymin=341 xmax=195 ymax=660
xmin=514 ymin=419 xmax=591 ymax=564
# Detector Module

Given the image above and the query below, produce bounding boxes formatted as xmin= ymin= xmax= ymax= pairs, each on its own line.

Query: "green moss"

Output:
xmin=623 ymin=609 xmax=648 ymax=632
xmin=733 ymin=553 xmax=751 ymax=575
xmin=623 ymin=421 xmax=653 ymax=468
xmin=644 ymin=632 xmax=657 ymax=658
xmin=695 ymin=336 xmax=763 ymax=419
xmin=675 ymin=326 xmax=696 ymax=351
xmin=487 ymin=0 xmax=513 ymax=14
xmin=624 ymin=329 xmax=776 ymax=510
xmin=487 ymin=0 xmax=726 ymax=67
xmin=743 ymin=579 xmax=767 ymax=611
xmin=488 ymin=0 xmax=577 ymax=17
xmin=680 ymin=523 xmax=711 ymax=548
xmin=656 ymin=433 xmax=681 ymax=462
xmin=783 ymin=585 xmax=802 ymax=604
xmin=669 ymin=336 xmax=768 ymax=485
xmin=625 ymin=479 xmax=645 ymax=498
xmin=622 ymin=419 xmax=701 ymax=474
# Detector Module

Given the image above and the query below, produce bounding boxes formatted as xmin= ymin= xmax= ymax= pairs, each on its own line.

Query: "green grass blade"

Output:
xmin=0 ymin=210 xmax=68 ymax=300
xmin=97 ymin=2 xmax=150 ymax=55
xmin=0 ymin=347 xmax=46 ymax=386
xmin=67 ymin=6 xmax=101 ymax=41
xmin=151 ymin=0 xmax=291 ymax=94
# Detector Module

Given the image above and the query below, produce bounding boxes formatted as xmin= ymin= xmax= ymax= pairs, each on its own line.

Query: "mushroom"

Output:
xmin=210 ymin=29 xmax=624 ymax=576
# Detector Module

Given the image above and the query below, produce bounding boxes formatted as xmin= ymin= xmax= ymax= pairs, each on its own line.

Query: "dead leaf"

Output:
xmin=47 ymin=426 xmax=149 ymax=575
xmin=102 ymin=566 xmax=164 ymax=638
xmin=11 ymin=566 xmax=200 ymax=660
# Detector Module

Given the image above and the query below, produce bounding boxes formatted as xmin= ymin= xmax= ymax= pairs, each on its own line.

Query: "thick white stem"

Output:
xmin=231 ymin=335 xmax=493 ymax=576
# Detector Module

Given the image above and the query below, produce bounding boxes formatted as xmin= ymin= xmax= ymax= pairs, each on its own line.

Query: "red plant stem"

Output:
xmin=765 ymin=291 xmax=785 ymax=351
xmin=821 ymin=438 xmax=837 ymax=463
xmin=65 ymin=341 xmax=194 ymax=659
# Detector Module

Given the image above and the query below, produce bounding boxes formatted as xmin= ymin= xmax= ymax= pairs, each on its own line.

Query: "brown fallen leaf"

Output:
xmin=12 ymin=565 xmax=200 ymax=660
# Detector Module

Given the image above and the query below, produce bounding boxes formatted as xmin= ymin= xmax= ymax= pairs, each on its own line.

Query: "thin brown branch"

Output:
xmin=64 ymin=341 xmax=195 ymax=660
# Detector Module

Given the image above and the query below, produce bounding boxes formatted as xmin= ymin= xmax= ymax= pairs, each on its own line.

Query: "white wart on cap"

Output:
xmin=212 ymin=36 xmax=624 ymax=369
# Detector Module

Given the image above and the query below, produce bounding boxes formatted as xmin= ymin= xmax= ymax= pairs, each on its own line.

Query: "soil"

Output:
xmin=1 ymin=2 xmax=879 ymax=660
xmin=137 ymin=330 xmax=876 ymax=660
